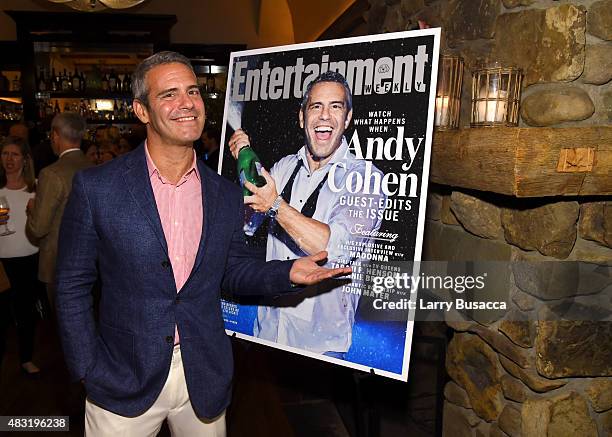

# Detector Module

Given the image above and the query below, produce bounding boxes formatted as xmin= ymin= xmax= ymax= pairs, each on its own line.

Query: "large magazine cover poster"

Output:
xmin=219 ymin=29 xmax=440 ymax=381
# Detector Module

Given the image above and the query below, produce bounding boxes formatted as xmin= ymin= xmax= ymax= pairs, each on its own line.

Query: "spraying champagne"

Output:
xmin=228 ymin=98 xmax=267 ymax=236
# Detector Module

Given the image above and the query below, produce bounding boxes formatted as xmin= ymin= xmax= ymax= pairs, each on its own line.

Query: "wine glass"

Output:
xmin=0 ymin=196 xmax=15 ymax=236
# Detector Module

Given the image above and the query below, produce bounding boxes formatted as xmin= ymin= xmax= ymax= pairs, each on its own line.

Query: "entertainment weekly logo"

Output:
xmin=230 ymin=46 xmax=431 ymax=102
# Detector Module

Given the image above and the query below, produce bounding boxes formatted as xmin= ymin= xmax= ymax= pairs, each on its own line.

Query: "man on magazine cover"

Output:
xmin=229 ymin=71 xmax=385 ymax=359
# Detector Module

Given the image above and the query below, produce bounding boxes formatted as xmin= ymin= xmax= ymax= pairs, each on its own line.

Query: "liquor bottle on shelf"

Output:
xmin=123 ymin=73 xmax=131 ymax=94
xmin=51 ymin=68 xmax=59 ymax=92
xmin=61 ymin=69 xmax=70 ymax=91
xmin=11 ymin=74 xmax=21 ymax=92
xmin=206 ymin=74 xmax=215 ymax=93
xmin=119 ymin=100 xmax=127 ymax=119
xmin=72 ymin=68 xmax=81 ymax=92
xmin=53 ymin=100 xmax=61 ymax=114
xmin=37 ymin=69 xmax=47 ymax=92
xmin=109 ymin=70 xmax=118 ymax=92
xmin=45 ymin=100 xmax=53 ymax=118
xmin=101 ymin=73 xmax=109 ymax=92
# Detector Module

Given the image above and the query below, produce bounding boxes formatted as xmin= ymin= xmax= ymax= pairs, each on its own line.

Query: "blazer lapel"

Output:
xmin=190 ymin=160 xmax=220 ymax=276
xmin=123 ymin=144 xmax=168 ymax=255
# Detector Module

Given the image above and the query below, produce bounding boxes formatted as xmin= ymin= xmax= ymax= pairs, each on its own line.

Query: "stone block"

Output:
xmin=498 ymin=404 xmax=521 ymax=437
xmin=604 ymin=89 xmax=612 ymax=122
xmin=582 ymin=44 xmax=612 ymax=85
xmin=579 ymin=201 xmax=612 ymax=248
xmin=502 ymin=201 xmax=579 ymax=259
xmin=446 ymin=333 xmax=505 ymax=421
xmin=366 ymin=2 xmax=387 ymax=34
xmin=450 ymin=191 xmax=504 ymax=240
xmin=521 ymin=87 xmax=595 ymax=127
xmin=521 ymin=392 xmax=597 ymax=437
xmin=441 ymin=194 xmax=460 ymax=226
xmin=500 ymin=374 xmax=530 ymax=403
xmin=492 ymin=5 xmax=586 ymax=86
xmin=512 ymin=256 xmax=610 ymax=300
xmin=499 ymin=355 xmax=567 ymax=393
xmin=499 ymin=309 xmax=534 ymax=348
xmin=426 ymin=192 xmax=442 ymax=221
xmin=536 ymin=309 xmax=612 ymax=377
xmin=444 ymin=0 xmax=500 ymax=45
xmin=381 ymin=4 xmax=405 ymax=33
xmin=588 ymin=0 xmax=612 ymax=40
xmin=570 ymin=238 xmax=612 ymax=265
xmin=585 ymin=378 xmax=612 ymax=412
xmin=469 ymin=324 xmax=531 ymax=368
xmin=442 ymin=401 xmax=473 ymax=437
xmin=502 ymin=0 xmax=535 ymax=8
xmin=424 ymin=220 xmax=513 ymax=262
xmin=445 ymin=308 xmax=476 ymax=332
xmin=602 ymin=410 xmax=612 ymax=435
xmin=400 ymin=0 xmax=425 ymax=19
xmin=444 ymin=380 xmax=472 ymax=408
xmin=510 ymin=285 xmax=537 ymax=311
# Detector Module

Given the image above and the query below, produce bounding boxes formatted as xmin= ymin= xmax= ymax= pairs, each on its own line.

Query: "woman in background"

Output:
xmin=0 ymin=136 xmax=41 ymax=376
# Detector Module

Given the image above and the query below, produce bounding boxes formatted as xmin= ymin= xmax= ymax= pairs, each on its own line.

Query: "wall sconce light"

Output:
xmin=435 ymin=54 xmax=464 ymax=130
xmin=471 ymin=63 xmax=523 ymax=127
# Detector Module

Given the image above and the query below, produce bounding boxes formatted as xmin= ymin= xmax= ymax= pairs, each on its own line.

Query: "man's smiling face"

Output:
xmin=138 ymin=62 xmax=205 ymax=147
xmin=299 ymin=81 xmax=352 ymax=162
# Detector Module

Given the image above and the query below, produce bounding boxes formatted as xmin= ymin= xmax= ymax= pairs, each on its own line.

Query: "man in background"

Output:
xmin=26 ymin=112 xmax=92 ymax=309
xmin=194 ymin=124 xmax=221 ymax=170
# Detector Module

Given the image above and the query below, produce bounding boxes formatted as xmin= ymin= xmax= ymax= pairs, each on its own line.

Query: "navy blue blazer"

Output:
xmin=55 ymin=144 xmax=294 ymax=419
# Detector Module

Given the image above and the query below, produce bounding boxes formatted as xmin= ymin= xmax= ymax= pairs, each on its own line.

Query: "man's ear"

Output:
xmin=133 ymin=99 xmax=149 ymax=124
xmin=299 ymin=109 xmax=304 ymax=129
xmin=345 ymin=109 xmax=353 ymax=129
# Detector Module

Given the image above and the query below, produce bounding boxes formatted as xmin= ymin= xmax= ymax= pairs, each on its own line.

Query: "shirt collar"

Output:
xmin=59 ymin=148 xmax=81 ymax=159
xmin=297 ymin=136 xmax=349 ymax=170
xmin=145 ymin=140 xmax=200 ymax=184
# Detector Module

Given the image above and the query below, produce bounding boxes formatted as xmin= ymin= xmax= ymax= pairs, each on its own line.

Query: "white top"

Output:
xmin=0 ymin=186 xmax=39 ymax=258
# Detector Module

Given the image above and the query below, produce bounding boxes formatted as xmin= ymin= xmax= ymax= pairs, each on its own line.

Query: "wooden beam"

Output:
xmin=430 ymin=127 xmax=612 ymax=197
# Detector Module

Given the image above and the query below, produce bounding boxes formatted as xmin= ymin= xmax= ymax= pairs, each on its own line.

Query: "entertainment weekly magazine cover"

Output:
xmin=218 ymin=29 xmax=440 ymax=381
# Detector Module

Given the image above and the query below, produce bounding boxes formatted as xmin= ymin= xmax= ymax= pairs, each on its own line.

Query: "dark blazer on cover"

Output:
xmin=55 ymin=144 xmax=294 ymax=419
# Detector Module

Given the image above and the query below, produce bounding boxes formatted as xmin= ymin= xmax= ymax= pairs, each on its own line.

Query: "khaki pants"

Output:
xmin=85 ymin=345 xmax=226 ymax=437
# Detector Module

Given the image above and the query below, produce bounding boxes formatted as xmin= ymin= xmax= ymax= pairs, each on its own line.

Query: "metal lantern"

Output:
xmin=435 ymin=54 xmax=464 ymax=130
xmin=471 ymin=64 xmax=523 ymax=127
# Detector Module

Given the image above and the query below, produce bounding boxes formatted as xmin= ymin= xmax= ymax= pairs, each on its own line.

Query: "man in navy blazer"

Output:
xmin=55 ymin=51 xmax=350 ymax=436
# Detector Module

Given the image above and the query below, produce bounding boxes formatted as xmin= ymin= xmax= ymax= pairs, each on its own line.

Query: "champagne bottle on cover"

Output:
xmin=236 ymin=145 xmax=267 ymax=235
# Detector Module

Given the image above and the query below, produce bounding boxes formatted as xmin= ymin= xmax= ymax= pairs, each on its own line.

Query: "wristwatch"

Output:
xmin=266 ymin=195 xmax=283 ymax=218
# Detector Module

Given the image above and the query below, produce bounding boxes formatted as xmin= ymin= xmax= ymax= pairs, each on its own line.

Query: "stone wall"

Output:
xmin=366 ymin=0 xmax=612 ymax=128
xmin=424 ymin=186 xmax=611 ymax=436
xmin=365 ymin=1 xmax=612 ymax=436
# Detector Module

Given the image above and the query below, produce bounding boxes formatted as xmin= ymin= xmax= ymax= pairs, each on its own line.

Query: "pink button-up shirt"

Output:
xmin=146 ymin=144 xmax=203 ymax=344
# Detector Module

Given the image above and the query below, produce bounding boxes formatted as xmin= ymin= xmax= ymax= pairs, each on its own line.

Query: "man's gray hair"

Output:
xmin=300 ymin=70 xmax=353 ymax=113
xmin=51 ymin=112 xmax=86 ymax=144
xmin=132 ymin=51 xmax=195 ymax=107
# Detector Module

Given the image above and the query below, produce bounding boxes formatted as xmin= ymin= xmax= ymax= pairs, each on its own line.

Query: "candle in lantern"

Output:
xmin=435 ymin=96 xmax=449 ymax=126
xmin=476 ymin=89 xmax=507 ymax=123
